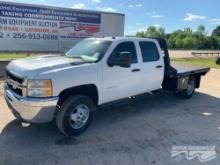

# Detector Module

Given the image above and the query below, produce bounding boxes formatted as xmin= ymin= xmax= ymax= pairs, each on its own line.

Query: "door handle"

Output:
xmin=156 ymin=65 xmax=163 ymax=68
xmin=132 ymin=68 xmax=141 ymax=72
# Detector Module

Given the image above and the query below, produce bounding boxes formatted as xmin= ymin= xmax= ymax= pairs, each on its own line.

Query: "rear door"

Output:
xmin=102 ymin=41 xmax=142 ymax=103
xmin=138 ymin=41 xmax=164 ymax=92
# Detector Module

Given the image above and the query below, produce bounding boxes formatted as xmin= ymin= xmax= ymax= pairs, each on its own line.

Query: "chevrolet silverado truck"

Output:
xmin=4 ymin=37 xmax=210 ymax=136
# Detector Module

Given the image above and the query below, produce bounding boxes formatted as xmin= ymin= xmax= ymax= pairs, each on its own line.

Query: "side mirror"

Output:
xmin=108 ymin=51 xmax=131 ymax=68
xmin=118 ymin=52 xmax=131 ymax=68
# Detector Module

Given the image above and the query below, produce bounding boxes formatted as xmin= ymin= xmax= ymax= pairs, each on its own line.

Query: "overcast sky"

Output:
xmin=5 ymin=0 xmax=220 ymax=35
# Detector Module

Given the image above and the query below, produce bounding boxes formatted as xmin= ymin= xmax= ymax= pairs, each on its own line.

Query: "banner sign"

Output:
xmin=0 ymin=2 xmax=101 ymax=52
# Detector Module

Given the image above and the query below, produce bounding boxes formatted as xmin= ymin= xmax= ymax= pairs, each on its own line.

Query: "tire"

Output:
xmin=177 ymin=77 xmax=196 ymax=99
xmin=216 ymin=57 xmax=220 ymax=65
xmin=56 ymin=95 xmax=95 ymax=136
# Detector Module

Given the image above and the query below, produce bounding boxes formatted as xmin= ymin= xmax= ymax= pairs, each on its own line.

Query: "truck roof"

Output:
xmin=88 ymin=37 xmax=159 ymax=42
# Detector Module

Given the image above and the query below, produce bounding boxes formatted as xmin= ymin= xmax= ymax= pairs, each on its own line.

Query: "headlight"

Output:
xmin=27 ymin=79 xmax=52 ymax=97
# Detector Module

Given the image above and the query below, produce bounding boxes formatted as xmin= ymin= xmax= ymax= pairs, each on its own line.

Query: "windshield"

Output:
xmin=65 ymin=39 xmax=112 ymax=62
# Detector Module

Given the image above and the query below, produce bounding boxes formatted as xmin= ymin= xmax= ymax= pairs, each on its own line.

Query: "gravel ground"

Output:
xmin=0 ymin=69 xmax=220 ymax=165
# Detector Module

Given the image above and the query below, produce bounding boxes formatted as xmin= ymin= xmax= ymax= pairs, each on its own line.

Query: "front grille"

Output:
xmin=6 ymin=70 xmax=25 ymax=96
xmin=6 ymin=70 xmax=24 ymax=84
xmin=7 ymin=83 xmax=23 ymax=96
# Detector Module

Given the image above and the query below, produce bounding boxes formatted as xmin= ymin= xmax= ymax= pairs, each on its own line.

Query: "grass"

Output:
xmin=171 ymin=57 xmax=220 ymax=69
xmin=0 ymin=53 xmax=29 ymax=60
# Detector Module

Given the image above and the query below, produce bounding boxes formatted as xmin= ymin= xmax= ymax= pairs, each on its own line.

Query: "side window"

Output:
xmin=110 ymin=42 xmax=138 ymax=63
xmin=139 ymin=42 xmax=160 ymax=62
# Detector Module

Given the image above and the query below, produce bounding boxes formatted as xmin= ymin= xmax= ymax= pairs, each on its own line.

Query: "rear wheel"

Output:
xmin=216 ymin=57 xmax=220 ymax=65
xmin=56 ymin=95 xmax=95 ymax=136
xmin=178 ymin=77 xmax=196 ymax=99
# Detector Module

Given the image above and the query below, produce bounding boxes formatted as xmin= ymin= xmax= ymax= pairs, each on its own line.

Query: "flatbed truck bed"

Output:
xmin=171 ymin=63 xmax=210 ymax=77
xmin=152 ymin=38 xmax=210 ymax=93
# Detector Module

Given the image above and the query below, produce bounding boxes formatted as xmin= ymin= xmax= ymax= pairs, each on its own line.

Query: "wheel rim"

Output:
xmin=69 ymin=104 xmax=90 ymax=129
xmin=187 ymin=79 xmax=195 ymax=95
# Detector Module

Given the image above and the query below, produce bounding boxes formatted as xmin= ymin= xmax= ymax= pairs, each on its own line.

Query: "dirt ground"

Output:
xmin=0 ymin=69 xmax=220 ymax=165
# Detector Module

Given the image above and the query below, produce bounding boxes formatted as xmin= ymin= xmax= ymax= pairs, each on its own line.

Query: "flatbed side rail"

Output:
xmin=176 ymin=67 xmax=210 ymax=78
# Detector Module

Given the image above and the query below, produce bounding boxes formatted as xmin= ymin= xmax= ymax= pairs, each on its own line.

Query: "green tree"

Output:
xmin=197 ymin=25 xmax=205 ymax=34
xmin=135 ymin=26 xmax=165 ymax=38
xmin=183 ymin=27 xmax=192 ymax=35
xmin=136 ymin=31 xmax=146 ymax=38
xmin=193 ymin=25 xmax=208 ymax=49
xmin=135 ymin=25 xmax=220 ymax=50
xmin=211 ymin=26 xmax=220 ymax=49
xmin=212 ymin=26 xmax=220 ymax=37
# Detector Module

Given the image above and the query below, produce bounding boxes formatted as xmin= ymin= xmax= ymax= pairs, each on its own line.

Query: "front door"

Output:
xmin=102 ymin=41 xmax=142 ymax=103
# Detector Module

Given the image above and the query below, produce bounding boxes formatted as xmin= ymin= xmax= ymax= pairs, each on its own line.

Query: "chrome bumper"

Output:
xmin=4 ymin=82 xmax=59 ymax=123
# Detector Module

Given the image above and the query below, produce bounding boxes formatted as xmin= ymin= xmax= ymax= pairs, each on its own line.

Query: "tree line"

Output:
xmin=135 ymin=25 xmax=220 ymax=50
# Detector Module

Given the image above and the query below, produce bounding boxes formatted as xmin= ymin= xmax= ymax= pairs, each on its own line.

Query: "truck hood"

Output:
xmin=6 ymin=55 xmax=85 ymax=78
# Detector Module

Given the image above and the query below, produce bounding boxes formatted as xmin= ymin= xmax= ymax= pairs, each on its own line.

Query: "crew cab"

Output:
xmin=4 ymin=37 xmax=210 ymax=136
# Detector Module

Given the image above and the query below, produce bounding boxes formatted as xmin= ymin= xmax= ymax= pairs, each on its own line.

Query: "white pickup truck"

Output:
xmin=4 ymin=37 xmax=210 ymax=136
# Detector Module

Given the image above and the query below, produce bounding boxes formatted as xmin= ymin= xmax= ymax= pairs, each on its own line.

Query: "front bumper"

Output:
xmin=4 ymin=82 xmax=59 ymax=123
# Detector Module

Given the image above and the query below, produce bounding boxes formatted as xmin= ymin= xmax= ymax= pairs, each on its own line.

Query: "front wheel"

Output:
xmin=56 ymin=95 xmax=95 ymax=136
xmin=177 ymin=77 xmax=196 ymax=99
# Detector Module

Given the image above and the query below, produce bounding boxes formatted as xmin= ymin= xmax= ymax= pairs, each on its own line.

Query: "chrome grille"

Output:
xmin=6 ymin=70 xmax=23 ymax=84
xmin=6 ymin=70 xmax=26 ymax=96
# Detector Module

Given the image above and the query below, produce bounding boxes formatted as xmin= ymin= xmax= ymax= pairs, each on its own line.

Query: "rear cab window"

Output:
xmin=139 ymin=41 xmax=160 ymax=62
